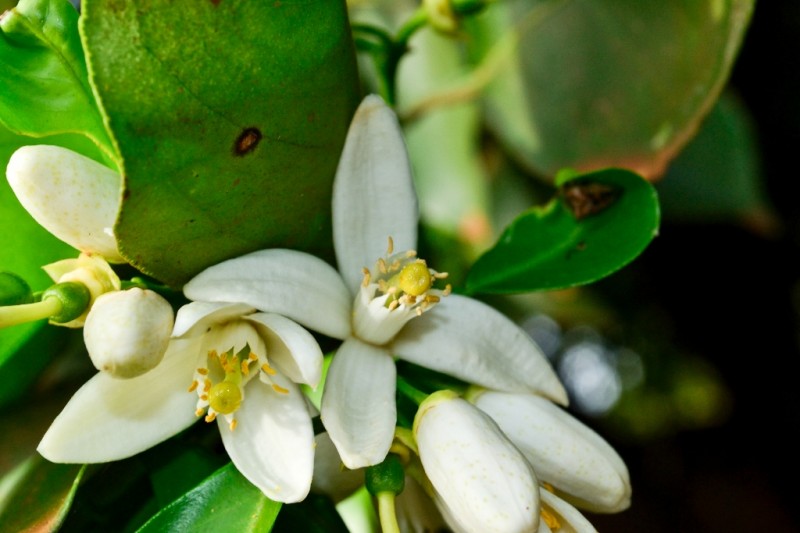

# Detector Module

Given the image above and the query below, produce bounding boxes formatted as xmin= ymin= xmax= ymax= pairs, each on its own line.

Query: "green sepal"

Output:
xmin=365 ymin=453 xmax=405 ymax=496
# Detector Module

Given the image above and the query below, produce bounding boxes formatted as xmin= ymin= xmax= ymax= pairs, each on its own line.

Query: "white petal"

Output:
xmin=218 ymin=380 xmax=314 ymax=503
xmin=310 ymin=432 xmax=364 ymax=502
xmin=173 ymin=301 xmax=256 ymax=338
xmin=184 ymin=249 xmax=352 ymax=340
xmin=6 ymin=145 xmax=124 ymax=262
xmin=414 ymin=392 xmax=540 ymax=533
xmin=392 ymin=294 xmax=568 ymax=404
xmin=474 ymin=392 xmax=631 ymax=513
xmin=245 ymin=312 xmax=323 ymax=388
xmin=320 ymin=337 xmax=396 ymax=468
xmin=396 ymin=476 xmax=448 ymax=533
xmin=38 ymin=338 xmax=202 ymax=463
xmin=539 ymin=490 xmax=598 ymax=533
xmin=332 ymin=95 xmax=418 ymax=293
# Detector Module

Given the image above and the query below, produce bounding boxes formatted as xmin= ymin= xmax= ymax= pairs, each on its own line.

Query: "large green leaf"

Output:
xmin=467 ymin=0 xmax=754 ymax=179
xmin=0 ymin=456 xmax=85 ymax=532
xmin=0 ymin=124 xmax=76 ymax=407
xmin=80 ymin=0 xmax=360 ymax=286
xmin=137 ymin=463 xmax=281 ymax=533
xmin=465 ymin=168 xmax=659 ymax=294
xmin=0 ymin=0 xmax=117 ymax=168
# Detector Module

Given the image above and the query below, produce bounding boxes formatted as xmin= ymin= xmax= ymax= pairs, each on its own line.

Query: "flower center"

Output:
xmin=352 ymin=237 xmax=451 ymax=345
xmin=189 ymin=342 xmax=284 ymax=431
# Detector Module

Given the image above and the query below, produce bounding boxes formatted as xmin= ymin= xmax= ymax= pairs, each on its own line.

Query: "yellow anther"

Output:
xmin=197 ymin=367 xmax=209 ymax=375
xmin=208 ymin=350 xmax=218 ymax=359
xmin=208 ymin=381 xmax=243 ymax=415
xmin=248 ymin=352 xmax=258 ymax=362
xmin=229 ymin=419 xmax=238 ymax=431
xmin=378 ymin=258 xmax=387 ymax=274
xmin=362 ymin=267 xmax=371 ymax=287
xmin=405 ymin=250 xmax=417 ymax=258
xmin=272 ymin=383 xmax=289 ymax=395
xmin=241 ymin=360 xmax=250 ymax=375
xmin=195 ymin=408 xmax=205 ymax=417
xmin=205 ymin=412 xmax=217 ymax=423
xmin=203 ymin=379 xmax=212 ymax=392
xmin=542 ymin=482 xmax=555 ymax=493
xmin=261 ymin=362 xmax=277 ymax=376
xmin=388 ymin=300 xmax=399 ymax=311
xmin=387 ymin=236 xmax=394 ymax=255
xmin=541 ymin=508 xmax=561 ymax=531
xmin=188 ymin=380 xmax=198 ymax=392
xmin=398 ymin=262 xmax=432 ymax=296
xmin=425 ymin=295 xmax=440 ymax=304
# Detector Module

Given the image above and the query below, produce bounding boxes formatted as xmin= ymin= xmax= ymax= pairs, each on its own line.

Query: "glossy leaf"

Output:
xmin=137 ymin=463 xmax=281 ymax=533
xmin=0 ymin=456 xmax=85 ymax=532
xmin=0 ymin=124 xmax=76 ymax=407
xmin=80 ymin=0 xmax=360 ymax=286
xmin=467 ymin=0 xmax=754 ymax=179
xmin=465 ymin=168 xmax=659 ymax=294
xmin=0 ymin=0 xmax=117 ymax=168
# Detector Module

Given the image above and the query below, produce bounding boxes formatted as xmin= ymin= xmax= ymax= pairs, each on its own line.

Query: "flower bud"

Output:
xmin=6 ymin=145 xmax=124 ymax=262
xmin=83 ymin=288 xmax=174 ymax=378
xmin=473 ymin=391 xmax=631 ymax=513
xmin=413 ymin=390 xmax=540 ymax=533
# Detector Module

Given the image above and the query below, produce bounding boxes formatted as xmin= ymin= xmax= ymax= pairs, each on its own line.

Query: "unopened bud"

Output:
xmin=84 ymin=288 xmax=174 ymax=378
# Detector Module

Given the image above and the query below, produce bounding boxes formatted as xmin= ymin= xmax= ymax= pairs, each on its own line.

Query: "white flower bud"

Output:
xmin=6 ymin=145 xmax=124 ymax=262
xmin=473 ymin=391 xmax=631 ymax=513
xmin=413 ymin=391 xmax=540 ymax=533
xmin=84 ymin=288 xmax=174 ymax=378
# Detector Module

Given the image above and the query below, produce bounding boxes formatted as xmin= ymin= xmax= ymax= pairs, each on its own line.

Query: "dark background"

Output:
xmin=590 ymin=3 xmax=800 ymax=531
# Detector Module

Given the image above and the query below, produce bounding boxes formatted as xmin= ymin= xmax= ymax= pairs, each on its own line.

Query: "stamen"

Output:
xmin=387 ymin=236 xmax=394 ymax=255
xmin=229 ymin=419 xmax=238 ymax=431
xmin=272 ymin=383 xmax=289 ymax=394
xmin=378 ymin=258 xmax=387 ymax=274
xmin=261 ymin=362 xmax=277 ymax=375
xmin=405 ymin=250 xmax=417 ymax=258
xmin=188 ymin=380 xmax=198 ymax=392
xmin=249 ymin=352 xmax=258 ymax=362
xmin=425 ymin=295 xmax=440 ymax=304
xmin=197 ymin=367 xmax=209 ymax=375
xmin=241 ymin=360 xmax=250 ymax=375
xmin=203 ymin=378 xmax=212 ymax=392
xmin=200 ymin=394 xmax=208 ymax=401
xmin=205 ymin=412 xmax=217 ymax=423
xmin=433 ymin=271 xmax=449 ymax=279
xmin=362 ymin=267 xmax=371 ymax=287
xmin=541 ymin=508 xmax=561 ymax=531
xmin=195 ymin=408 xmax=205 ymax=417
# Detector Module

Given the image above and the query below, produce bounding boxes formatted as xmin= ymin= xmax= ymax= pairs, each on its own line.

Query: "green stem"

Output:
xmin=376 ymin=492 xmax=401 ymax=533
xmin=0 ymin=297 xmax=62 ymax=328
xmin=396 ymin=376 xmax=428 ymax=406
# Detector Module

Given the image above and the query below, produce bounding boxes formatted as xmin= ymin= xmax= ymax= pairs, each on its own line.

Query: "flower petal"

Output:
xmin=37 ymin=338 xmax=201 ymax=463
xmin=392 ymin=294 xmax=568 ymax=404
xmin=332 ymin=95 xmax=418 ymax=293
xmin=173 ymin=301 xmax=256 ymax=338
xmin=218 ymin=380 xmax=314 ymax=503
xmin=474 ymin=392 xmax=631 ymax=513
xmin=320 ymin=337 xmax=396 ymax=468
xmin=310 ymin=432 xmax=364 ymax=502
xmin=539 ymin=490 xmax=598 ymax=533
xmin=245 ymin=312 xmax=323 ymax=388
xmin=7 ymin=145 xmax=124 ymax=262
xmin=414 ymin=391 xmax=540 ymax=533
xmin=183 ymin=249 xmax=352 ymax=339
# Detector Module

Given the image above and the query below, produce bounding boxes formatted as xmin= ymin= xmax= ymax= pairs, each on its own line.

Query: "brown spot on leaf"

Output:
xmin=210 ymin=0 xmax=221 ymax=5
xmin=561 ymin=181 xmax=619 ymax=220
xmin=233 ymin=127 xmax=262 ymax=156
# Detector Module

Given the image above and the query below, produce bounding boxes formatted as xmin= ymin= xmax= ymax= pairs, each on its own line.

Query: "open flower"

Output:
xmin=38 ymin=296 xmax=323 ymax=502
xmin=183 ymin=95 xmax=568 ymax=469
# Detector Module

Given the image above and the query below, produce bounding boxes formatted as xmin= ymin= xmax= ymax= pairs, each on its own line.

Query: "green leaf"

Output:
xmin=80 ymin=0 xmax=360 ymax=286
xmin=465 ymin=168 xmax=660 ymax=294
xmin=0 ymin=0 xmax=118 ymax=168
xmin=137 ymin=463 xmax=281 ymax=533
xmin=658 ymin=92 xmax=774 ymax=223
xmin=0 ymin=124 xmax=76 ymax=407
xmin=0 ymin=456 xmax=85 ymax=532
xmin=466 ymin=0 xmax=754 ymax=179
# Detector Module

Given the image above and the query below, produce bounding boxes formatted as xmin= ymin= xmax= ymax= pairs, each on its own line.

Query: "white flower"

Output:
xmin=182 ymin=95 xmax=567 ymax=469
xmin=6 ymin=145 xmax=124 ymax=262
xmin=413 ymin=391 xmax=540 ymax=533
xmin=83 ymin=288 xmax=174 ymax=378
xmin=472 ymin=390 xmax=632 ymax=513
xmin=38 ymin=297 xmax=323 ymax=503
